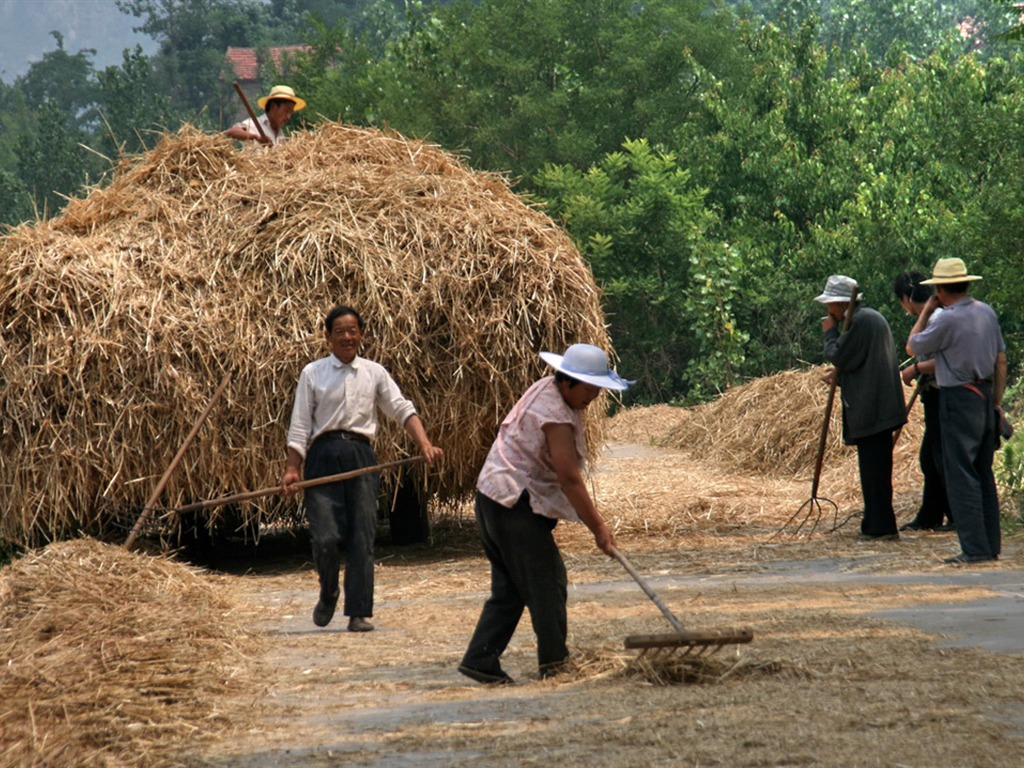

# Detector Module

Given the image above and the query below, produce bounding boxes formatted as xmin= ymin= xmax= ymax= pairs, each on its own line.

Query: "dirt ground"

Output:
xmin=185 ymin=441 xmax=1024 ymax=768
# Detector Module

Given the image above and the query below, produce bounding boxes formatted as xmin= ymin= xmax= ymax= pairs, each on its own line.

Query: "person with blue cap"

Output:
xmin=458 ymin=343 xmax=632 ymax=685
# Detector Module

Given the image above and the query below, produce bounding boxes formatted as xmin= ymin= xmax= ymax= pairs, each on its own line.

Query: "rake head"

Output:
xmin=624 ymin=628 xmax=754 ymax=659
xmin=771 ymin=495 xmax=839 ymax=539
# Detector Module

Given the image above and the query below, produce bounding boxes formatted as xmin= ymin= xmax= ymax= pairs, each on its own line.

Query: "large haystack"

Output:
xmin=0 ymin=123 xmax=609 ymax=547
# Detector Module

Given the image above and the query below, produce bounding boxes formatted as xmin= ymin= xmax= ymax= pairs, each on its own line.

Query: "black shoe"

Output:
xmin=935 ymin=524 xmax=956 ymax=532
xmin=944 ymin=553 xmax=996 ymax=564
xmin=458 ymin=664 xmax=514 ymax=685
xmin=859 ymin=533 xmax=899 ymax=542
xmin=347 ymin=616 xmax=374 ymax=632
xmin=313 ymin=591 xmax=339 ymax=627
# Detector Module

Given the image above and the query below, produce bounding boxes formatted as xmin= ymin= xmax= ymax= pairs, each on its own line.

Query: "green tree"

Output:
xmin=15 ymin=100 xmax=98 ymax=218
xmin=14 ymin=32 xmax=100 ymax=131
xmin=534 ymin=139 xmax=742 ymax=403
xmin=115 ymin=0 xmax=296 ymax=118
xmin=292 ymin=0 xmax=753 ymax=178
xmin=95 ymin=46 xmax=176 ymax=157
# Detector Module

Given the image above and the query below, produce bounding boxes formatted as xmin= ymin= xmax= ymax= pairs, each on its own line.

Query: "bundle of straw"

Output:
xmin=0 ymin=123 xmax=609 ymax=547
xmin=659 ymin=367 xmax=922 ymax=478
xmin=0 ymin=538 xmax=261 ymax=767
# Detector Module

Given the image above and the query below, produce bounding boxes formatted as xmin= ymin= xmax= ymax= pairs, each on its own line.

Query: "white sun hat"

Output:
xmin=539 ymin=344 xmax=633 ymax=391
xmin=814 ymin=274 xmax=860 ymax=304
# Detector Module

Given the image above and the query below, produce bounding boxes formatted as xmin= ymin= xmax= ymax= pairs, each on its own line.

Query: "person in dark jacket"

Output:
xmin=893 ymin=271 xmax=953 ymax=532
xmin=816 ymin=275 xmax=907 ymax=540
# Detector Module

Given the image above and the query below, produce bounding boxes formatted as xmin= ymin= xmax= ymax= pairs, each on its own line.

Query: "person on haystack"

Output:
xmin=226 ymin=84 xmax=305 ymax=146
xmin=908 ymin=258 xmax=1006 ymax=565
xmin=282 ymin=305 xmax=443 ymax=632
xmin=816 ymin=275 xmax=906 ymax=541
xmin=892 ymin=271 xmax=953 ymax=532
xmin=458 ymin=343 xmax=632 ymax=685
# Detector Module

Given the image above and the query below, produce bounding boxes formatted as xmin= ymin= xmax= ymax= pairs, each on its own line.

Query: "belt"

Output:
xmin=961 ymin=380 xmax=991 ymax=399
xmin=316 ymin=429 xmax=371 ymax=445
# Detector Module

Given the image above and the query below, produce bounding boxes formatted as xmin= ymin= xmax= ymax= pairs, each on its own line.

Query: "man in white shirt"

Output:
xmin=282 ymin=305 xmax=443 ymax=631
xmin=226 ymin=84 xmax=305 ymax=146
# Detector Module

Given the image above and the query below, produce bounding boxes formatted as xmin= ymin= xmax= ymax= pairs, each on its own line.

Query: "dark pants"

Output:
xmin=304 ymin=434 xmax=379 ymax=618
xmin=912 ymin=387 xmax=952 ymax=528
xmin=462 ymin=491 xmax=569 ymax=676
xmin=940 ymin=384 xmax=1000 ymax=559
xmin=853 ymin=429 xmax=898 ymax=537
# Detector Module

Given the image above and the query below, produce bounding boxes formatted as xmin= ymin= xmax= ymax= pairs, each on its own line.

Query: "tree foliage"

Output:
xmin=1 ymin=0 xmax=1022 ymax=405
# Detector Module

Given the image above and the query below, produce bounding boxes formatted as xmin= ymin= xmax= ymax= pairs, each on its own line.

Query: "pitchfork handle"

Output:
xmin=171 ymin=456 xmax=423 ymax=514
xmin=610 ymin=546 xmax=685 ymax=632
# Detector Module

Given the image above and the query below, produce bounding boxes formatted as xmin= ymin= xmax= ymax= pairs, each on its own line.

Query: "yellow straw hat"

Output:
xmin=920 ymin=257 xmax=982 ymax=285
xmin=257 ymin=85 xmax=306 ymax=111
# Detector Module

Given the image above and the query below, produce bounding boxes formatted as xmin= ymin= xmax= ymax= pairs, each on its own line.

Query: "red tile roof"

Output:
xmin=225 ymin=46 xmax=309 ymax=81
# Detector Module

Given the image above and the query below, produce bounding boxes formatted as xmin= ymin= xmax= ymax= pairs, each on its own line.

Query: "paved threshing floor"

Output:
xmin=196 ymin=443 xmax=1024 ymax=768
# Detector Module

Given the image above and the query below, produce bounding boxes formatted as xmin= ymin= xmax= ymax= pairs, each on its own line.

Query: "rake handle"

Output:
xmin=171 ymin=456 xmax=423 ymax=515
xmin=125 ymin=371 xmax=232 ymax=550
xmin=610 ymin=546 xmax=685 ymax=632
xmin=809 ymin=286 xmax=860 ymax=497
xmin=233 ymin=81 xmax=270 ymax=144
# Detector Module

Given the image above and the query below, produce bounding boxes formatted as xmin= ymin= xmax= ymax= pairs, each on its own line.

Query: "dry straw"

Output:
xmin=617 ymin=367 xmax=922 ymax=480
xmin=0 ymin=123 xmax=609 ymax=547
xmin=0 ymin=537 xmax=263 ymax=768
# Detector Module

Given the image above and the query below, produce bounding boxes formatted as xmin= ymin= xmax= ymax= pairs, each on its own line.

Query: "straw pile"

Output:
xmin=0 ymin=123 xmax=609 ymax=547
xmin=614 ymin=367 xmax=922 ymax=478
xmin=0 ymin=537 xmax=262 ymax=767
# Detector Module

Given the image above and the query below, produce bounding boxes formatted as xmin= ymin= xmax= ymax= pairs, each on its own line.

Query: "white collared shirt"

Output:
xmin=240 ymin=114 xmax=282 ymax=145
xmin=286 ymin=354 xmax=418 ymax=457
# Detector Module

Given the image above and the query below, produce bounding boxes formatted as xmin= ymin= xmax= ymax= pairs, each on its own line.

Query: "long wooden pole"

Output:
xmin=170 ymin=456 xmax=424 ymax=516
xmin=124 ymin=372 xmax=232 ymax=550
xmin=807 ymin=286 xmax=859 ymax=499
xmin=232 ymin=81 xmax=270 ymax=144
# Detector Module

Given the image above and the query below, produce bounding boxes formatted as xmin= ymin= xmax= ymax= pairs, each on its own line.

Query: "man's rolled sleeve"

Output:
xmin=376 ymin=374 xmax=418 ymax=426
xmin=286 ymin=370 xmax=314 ymax=459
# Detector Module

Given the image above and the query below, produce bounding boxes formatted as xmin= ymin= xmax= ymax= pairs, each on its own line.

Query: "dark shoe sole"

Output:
xmin=347 ymin=617 xmax=374 ymax=632
xmin=313 ymin=599 xmax=337 ymax=627
xmin=944 ymin=554 xmax=997 ymax=564
xmin=458 ymin=664 xmax=514 ymax=685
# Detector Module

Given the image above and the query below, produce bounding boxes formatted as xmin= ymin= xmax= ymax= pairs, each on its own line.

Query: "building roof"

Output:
xmin=225 ymin=46 xmax=309 ymax=81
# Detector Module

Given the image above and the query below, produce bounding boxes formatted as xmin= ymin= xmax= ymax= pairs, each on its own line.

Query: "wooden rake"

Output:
xmin=773 ymin=287 xmax=859 ymax=539
xmin=611 ymin=546 xmax=753 ymax=658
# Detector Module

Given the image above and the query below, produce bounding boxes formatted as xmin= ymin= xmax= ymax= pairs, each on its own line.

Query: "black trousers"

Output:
xmin=940 ymin=384 xmax=1000 ymax=559
xmin=912 ymin=387 xmax=952 ymax=528
xmin=304 ymin=434 xmax=379 ymax=618
xmin=461 ymin=491 xmax=569 ymax=676
xmin=853 ymin=428 xmax=898 ymax=537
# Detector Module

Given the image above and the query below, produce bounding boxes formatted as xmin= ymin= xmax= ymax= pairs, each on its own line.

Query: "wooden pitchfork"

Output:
xmin=773 ymin=286 xmax=859 ymax=539
xmin=166 ymin=456 xmax=424 ymax=517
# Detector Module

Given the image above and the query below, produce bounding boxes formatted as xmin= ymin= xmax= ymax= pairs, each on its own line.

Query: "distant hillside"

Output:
xmin=0 ymin=0 xmax=156 ymax=81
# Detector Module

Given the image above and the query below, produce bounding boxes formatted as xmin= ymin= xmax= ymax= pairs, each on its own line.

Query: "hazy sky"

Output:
xmin=0 ymin=0 xmax=157 ymax=81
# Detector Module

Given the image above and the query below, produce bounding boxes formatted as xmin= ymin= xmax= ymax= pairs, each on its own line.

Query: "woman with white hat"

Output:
xmin=226 ymin=84 xmax=306 ymax=146
xmin=459 ymin=343 xmax=632 ymax=685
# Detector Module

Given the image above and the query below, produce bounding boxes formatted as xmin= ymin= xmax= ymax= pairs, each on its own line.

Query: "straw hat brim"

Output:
xmin=921 ymin=274 xmax=982 ymax=285
xmin=257 ymin=93 xmax=307 ymax=111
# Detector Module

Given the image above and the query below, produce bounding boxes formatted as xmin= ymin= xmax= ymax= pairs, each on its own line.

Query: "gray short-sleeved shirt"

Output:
xmin=909 ymin=296 xmax=1004 ymax=387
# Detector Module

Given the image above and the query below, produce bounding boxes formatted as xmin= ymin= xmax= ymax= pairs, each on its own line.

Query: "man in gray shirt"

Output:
xmin=909 ymin=258 xmax=1006 ymax=564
